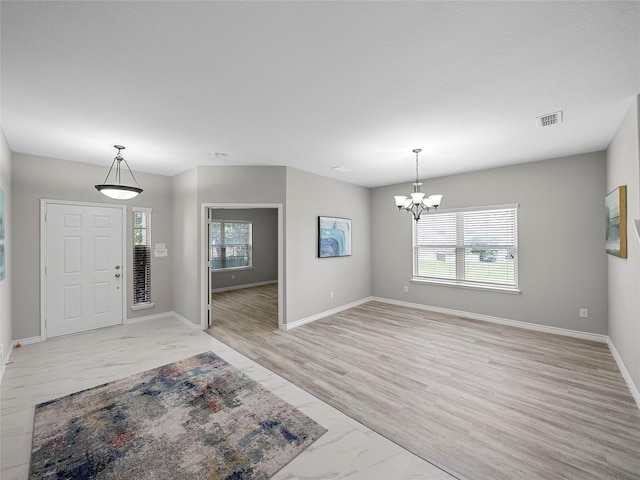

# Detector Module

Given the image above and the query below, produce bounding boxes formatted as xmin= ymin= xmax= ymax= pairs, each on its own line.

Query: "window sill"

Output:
xmin=411 ymin=277 xmax=521 ymax=294
xmin=131 ymin=302 xmax=155 ymax=311
xmin=211 ymin=266 xmax=253 ymax=274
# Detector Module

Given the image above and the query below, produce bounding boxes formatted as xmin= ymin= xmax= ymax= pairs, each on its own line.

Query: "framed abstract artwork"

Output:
xmin=318 ymin=216 xmax=352 ymax=258
xmin=605 ymin=185 xmax=627 ymax=258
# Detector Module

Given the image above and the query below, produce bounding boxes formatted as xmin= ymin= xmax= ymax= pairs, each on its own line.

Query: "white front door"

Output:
xmin=44 ymin=202 xmax=124 ymax=338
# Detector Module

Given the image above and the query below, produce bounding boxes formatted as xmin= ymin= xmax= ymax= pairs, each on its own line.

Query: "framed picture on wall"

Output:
xmin=318 ymin=216 xmax=352 ymax=258
xmin=605 ymin=185 xmax=627 ymax=258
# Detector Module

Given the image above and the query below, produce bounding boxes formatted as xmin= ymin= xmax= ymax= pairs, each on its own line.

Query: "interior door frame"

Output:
xmin=201 ymin=203 xmax=284 ymax=330
xmin=40 ymin=199 xmax=128 ymax=340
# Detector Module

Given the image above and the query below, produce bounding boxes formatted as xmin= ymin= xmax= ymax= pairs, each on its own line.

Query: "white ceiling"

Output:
xmin=2 ymin=1 xmax=639 ymax=188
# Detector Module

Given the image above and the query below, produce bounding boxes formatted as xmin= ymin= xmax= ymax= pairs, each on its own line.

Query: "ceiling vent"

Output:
xmin=536 ymin=111 xmax=563 ymax=128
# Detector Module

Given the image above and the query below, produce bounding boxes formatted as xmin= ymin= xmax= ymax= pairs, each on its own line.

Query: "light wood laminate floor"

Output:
xmin=208 ymin=284 xmax=640 ymax=480
xmin=1 ymin=316 xmax=452 ymax=480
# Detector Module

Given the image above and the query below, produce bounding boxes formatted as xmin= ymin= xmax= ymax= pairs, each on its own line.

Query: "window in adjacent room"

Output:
xmin=210 ymin=220 xmax=252 ymax=270
xmin=132 ymin=207 xmax=153 ymax=308
xmin=413 ymin=205 xmax=518 ymax=291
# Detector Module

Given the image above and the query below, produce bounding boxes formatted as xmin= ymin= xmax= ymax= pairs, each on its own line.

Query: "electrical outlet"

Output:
xmin=579 ymin=308 xmax=588 ymax=318
xmin=231 ymin=274 xmax=235 ymax=280
xmin=404 ymin=286 xmax=409 ymax=293
xmin=330 ymin=291 xmax=334 ymax=299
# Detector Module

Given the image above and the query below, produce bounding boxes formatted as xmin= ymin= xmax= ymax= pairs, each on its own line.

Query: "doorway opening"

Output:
xmin=200 ymin=203 xmax=283 ymax=331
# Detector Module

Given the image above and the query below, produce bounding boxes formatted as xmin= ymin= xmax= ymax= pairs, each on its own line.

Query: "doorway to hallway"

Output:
xmin=201 ymin=203 xmax=283 ymax=330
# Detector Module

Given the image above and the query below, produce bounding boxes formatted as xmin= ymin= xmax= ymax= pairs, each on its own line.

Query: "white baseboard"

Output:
xmin=171 ymin=311 xmax=202 ymax=329
xmin=372 ymin=297 xmax=609 ymax=343
xmin=284 ymin=295 xmax=610 ymax=342
xmin=124 ymin=311 xmax=175 ymax=325
xmin=13 ymin=336 xmax=44 ymax=346
xmin=607 ymin=338 xmax=640 ymax=410
xmin=285 ymin=297 xmax=374 ymax=330
xmin=2 ymin=336 xmax=43 ymax=384
xmin=0 ymin=343 xmax=14 ymax=384
xmin=211 ymin=280 xmax=277 ymax=294
xmin=125 ymin=310 xmax=201 ymax=330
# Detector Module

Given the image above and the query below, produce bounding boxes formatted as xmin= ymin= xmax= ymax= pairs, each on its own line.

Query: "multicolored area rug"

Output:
xmin=30 ymin=352 xmax=326 ymax=480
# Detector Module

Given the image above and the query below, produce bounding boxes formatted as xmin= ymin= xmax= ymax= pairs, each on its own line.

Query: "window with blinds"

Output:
xmin=133 ymin=208 xmax=151 ymax=305
xmin=414 ymin=205 xmax=518 ymax=290
xmin=210 ymin=220 xmax=252 ymax=270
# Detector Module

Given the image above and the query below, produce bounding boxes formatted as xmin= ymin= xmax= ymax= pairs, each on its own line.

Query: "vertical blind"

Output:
xmin=133 ymin=209 xmax=151 ymax=304
xmin=414 ymin=205 xmax=518 ymax=289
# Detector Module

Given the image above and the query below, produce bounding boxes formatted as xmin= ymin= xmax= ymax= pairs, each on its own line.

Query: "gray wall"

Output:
xmin=0 ymin=130 xmax=12 ymax=365
xmin=5 ymin=141 xmax=622 ymax=354
xmin=171 ymin=167 xmax=199 ymax=324
xmin=11 ymin=153 xmax=173 ymax=339
xmin=371 ymin=151 xmax=608 ymax=334
xmin=170 ymin=164 xmax=372 ymax=327
xmin=197 ymin=166 xmax=286 ymax=327
xmin=209 ymin=208 xmax=278 ymax=290
xmin=285 ymin=167 xmax=371 ymax=323
xmin=171 ymin=165 xmax=287 ymax=326
xmin=606 ymin=95 xmax=640 ymax=392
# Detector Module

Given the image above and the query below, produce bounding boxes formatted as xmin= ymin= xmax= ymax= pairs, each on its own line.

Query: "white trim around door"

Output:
xmin=40 ymin=199 xmax=127 ymax=340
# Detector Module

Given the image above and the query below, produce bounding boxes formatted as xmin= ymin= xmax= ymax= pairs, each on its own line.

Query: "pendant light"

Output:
xmin=95 ymin=145 xmax=143 ymax=200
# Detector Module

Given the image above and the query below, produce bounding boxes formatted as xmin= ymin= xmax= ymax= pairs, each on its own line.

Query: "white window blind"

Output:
xmin=133 ymin=208 xmax=151 ymax=305
xmin=414 ymin=205 xmax=518 ymax=289
xmin=210 ymin=220 xmax=252 ymax=270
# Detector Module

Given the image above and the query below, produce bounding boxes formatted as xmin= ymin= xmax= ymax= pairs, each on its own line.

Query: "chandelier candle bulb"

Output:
xmin=411 ymin=192 xmax=426 ymax=204
xmin=394 ymin=196 xmax=408 ymax=208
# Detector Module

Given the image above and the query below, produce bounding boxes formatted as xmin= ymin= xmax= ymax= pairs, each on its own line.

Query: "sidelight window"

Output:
xmin=132 ymin=207 xmax=152 ymax=306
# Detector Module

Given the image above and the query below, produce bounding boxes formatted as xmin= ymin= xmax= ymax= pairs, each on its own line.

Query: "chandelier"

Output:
xmin=95 ymin=145 xmax=143 ymax=200
xmin=393 ymin=148 xmax=442 ymax=221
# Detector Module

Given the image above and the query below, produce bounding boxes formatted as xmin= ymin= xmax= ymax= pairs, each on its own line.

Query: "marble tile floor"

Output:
xmin=0 ymin=316 xmax=454 ymax=480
